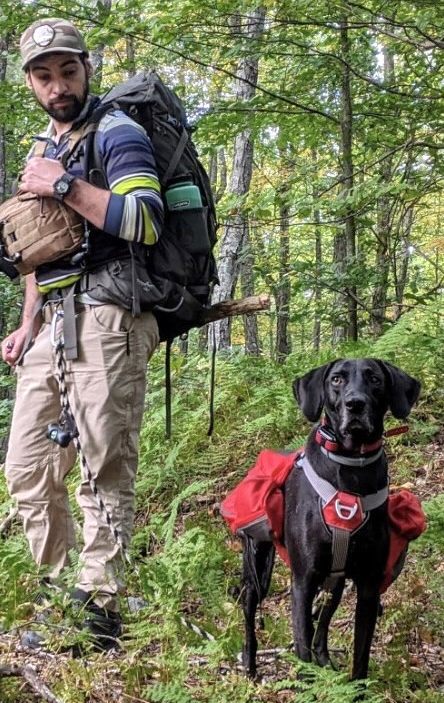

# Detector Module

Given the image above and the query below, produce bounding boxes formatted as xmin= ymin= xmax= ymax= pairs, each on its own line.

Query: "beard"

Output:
xmin=39 ymin=75 xmax=89 ymax=123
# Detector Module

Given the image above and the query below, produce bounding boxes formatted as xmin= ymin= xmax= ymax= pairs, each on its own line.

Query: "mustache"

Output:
xmin=48 ymin=95 xmax=76 ymax=105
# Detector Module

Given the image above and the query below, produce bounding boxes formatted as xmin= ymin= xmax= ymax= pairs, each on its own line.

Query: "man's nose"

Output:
xmin=50 ymin=78 xmax=69 ymax=96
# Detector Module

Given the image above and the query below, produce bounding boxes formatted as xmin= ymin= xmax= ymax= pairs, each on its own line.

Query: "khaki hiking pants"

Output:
xmin=5 ymin=303 xmax=159 ymax=611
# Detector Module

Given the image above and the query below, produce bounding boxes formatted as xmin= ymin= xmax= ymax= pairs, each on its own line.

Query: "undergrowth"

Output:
xmin=0 ymin=304 xmax=443 ymax=702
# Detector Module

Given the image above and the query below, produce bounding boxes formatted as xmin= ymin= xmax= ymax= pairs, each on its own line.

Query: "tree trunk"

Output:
xmin=126 ymin=0 xmax=136 ymax=77
xmin=340 ymin=20 xmax=358 ymax=341
xmin=313 ymin=206 xmax=322 ymax=351
xmin=215 ymin=149 xmax=227 ymax=203
xmin=275 ymin=172 xmax=291 ymax=363
xmin=372 ymin=47 xmax=395 ymax=337
xmin=393 ymin=205 xmax=414 ymax=320
xmin=126 ymin=36 xmax=136 ymax=77
xmin=311 ymin=149 xmax=322 ymax=351
xmin=332 ymin=231 xmax=347 ymax=344
xmin=90 ymin=0 xmax=112 ymax=88
xmin=211 ymin=7 xmax=266 ymax=351
xmin=240 ymin=226 xmax=260 ymax=355
xmin=332 ymin=20 xmax=357 ymax=344
xmin=0 ymin=36 xmax=7 ymax=203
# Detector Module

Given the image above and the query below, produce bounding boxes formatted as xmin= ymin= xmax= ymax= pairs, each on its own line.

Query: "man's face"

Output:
xmin=26 ymin=53 xmax=89 ymax=123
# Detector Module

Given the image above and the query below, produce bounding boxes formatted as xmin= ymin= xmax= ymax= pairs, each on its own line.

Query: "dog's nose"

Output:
xmin=345 ymin=395 xmax=366 ymax=413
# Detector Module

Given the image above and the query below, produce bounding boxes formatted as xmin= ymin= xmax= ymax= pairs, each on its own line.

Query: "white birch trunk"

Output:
xmin=211 ymin=7 xmax=266 ymax=351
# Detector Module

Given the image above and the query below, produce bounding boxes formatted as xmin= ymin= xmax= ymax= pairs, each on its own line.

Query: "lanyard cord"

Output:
xmin=51 ymin=308 xmax=130 ymax=564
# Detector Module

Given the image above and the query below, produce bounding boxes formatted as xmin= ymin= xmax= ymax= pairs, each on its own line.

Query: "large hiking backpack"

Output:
xmin=84 ymin=70 xmax=219 ymax=343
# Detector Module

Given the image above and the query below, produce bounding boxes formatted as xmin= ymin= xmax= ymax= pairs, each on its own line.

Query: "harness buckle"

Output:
xmin=335 ymin=499 xmax=358 ymax=521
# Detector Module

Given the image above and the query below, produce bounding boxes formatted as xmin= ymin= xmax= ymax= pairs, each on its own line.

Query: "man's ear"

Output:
xmin=293 ymin=360 xmax=341 ymax=422
xmin=85 ymin=58 xmax=94 ymax=78
xmin=375 ymin=360 xmax=421 ymax=418
xmin=24 ymin=71 xmax=32 ymax=90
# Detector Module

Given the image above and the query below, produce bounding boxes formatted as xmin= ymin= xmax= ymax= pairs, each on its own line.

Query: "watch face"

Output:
xmin=56 ymin=180 xmax=70 ymax=194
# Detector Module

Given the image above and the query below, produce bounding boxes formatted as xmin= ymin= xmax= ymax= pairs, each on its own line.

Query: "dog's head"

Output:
xmin=293 ymin=359 xmax=421 ymax=450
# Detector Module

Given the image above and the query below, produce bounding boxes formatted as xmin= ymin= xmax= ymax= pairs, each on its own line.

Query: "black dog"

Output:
xmin=240 ymin=358 xmax=420 ymax=680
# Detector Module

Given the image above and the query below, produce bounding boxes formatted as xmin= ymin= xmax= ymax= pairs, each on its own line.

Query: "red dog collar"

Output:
xmin=315 ymin=422 xmax=409 ymax=455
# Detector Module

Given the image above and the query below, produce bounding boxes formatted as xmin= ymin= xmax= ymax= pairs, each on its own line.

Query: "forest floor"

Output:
xmin=0 ymin=428 xmax=443 ymax=703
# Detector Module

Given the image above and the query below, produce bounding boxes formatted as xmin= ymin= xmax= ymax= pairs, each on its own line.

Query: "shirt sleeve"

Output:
xmin=97 ymin=111 xmax=164 ymax=245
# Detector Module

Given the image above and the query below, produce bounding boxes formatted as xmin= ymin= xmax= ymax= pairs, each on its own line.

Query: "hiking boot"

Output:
xmin=83 ymin=603 xmax=122 ymax=652
xmin=20 ymin=586 xmax=121 ymax=654
xmin=70 ymin=588 xmax=122 ymax=653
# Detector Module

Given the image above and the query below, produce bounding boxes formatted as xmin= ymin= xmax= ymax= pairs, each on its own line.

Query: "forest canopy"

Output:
xmin=1 ymin=0 xmax=444 ymax=358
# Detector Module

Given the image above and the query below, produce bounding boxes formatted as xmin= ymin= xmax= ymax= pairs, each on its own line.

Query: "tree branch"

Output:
xmin=200 ymin=294 xmax=270 ymax=324
xmin=0 ymin=663 xmax=64 ymax=703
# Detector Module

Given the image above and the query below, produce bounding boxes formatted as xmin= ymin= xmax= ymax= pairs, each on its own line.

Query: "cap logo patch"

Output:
xmin=32 ymin=25 xmax=56 ymax=47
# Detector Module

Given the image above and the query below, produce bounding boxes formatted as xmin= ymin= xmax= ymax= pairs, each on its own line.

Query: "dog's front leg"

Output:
xmin=312 ymin=578 xmax=345 ymax=667
xmin=291 ymin=573 xmax=318 ymax=663
xmin=351 ymin=583 xmax=380 ymax=679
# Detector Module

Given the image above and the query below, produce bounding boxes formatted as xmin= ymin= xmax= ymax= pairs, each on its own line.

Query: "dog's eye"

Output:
xmin=370 ymin=374 xmax=381 ymax=384
xmin=331 ymin=375 xmax=343 ymax=386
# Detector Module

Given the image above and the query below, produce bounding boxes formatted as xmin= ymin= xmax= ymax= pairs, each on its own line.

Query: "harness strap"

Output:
xmin=62 ymin=285 xmax=78 ymax=360
xmin=299 ymin=453 xmax=388 ymax=593
xmin=299 ymin=454 xmax=388 ymax=510
xmin=331 ymin=528 xmax=349 ymax=572
xmin=165 ymin=339 xmax=172 ymax=439
xmin=32 ymin=139 xmax=47 ymax=158
xmin=129 ymin=243 xmax=141 ymax=317
xmin=61 ymin=122 xmax=99 ymax=169
xmin=45 ymin=285 xmax=79 ymax=361
xmin=207 ymin=323 xmax=217 ymax=437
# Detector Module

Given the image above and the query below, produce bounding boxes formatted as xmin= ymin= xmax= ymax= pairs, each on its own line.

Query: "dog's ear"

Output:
xmin=293 ymin=361 xmax=340 ymax=421
xmin=375 ymin=360 xmax=421 ymax=418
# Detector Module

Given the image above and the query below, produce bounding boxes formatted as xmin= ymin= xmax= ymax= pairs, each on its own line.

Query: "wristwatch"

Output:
xmin=53 ymin=173 xmax=76 ymax=201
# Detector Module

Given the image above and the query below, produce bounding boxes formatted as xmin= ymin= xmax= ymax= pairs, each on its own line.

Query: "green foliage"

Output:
xmin=148 ymin=682 xmax=194 ymax=703
xmin=372 ymin=301 xmax=444 ymax=391
xmin=0 ymin=533 xmax=36 ymax=629
xmin=418 ymin=495 xmax=444 ymax=552
xmin=270 ymin=663 xmax=384 ymax=703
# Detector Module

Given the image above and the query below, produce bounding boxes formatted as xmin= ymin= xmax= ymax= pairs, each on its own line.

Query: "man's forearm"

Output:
xmin=64 ymin=178 xmax=111 ymax=231
xmin=22 ymin=273 xmax=42 ymax=333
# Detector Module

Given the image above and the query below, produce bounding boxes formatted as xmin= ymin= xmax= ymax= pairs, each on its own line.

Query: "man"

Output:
xmin=1 ymin=18 xmax=163 ymax=650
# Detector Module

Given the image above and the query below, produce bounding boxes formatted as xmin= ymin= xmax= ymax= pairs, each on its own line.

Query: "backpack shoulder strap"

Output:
xmin=32 ymin=139 xmax=47 ymax=157
xmin=161 ymin=127 xmax=189 ymax=187
xmin=82 ymin=103 xmax=117 ymax=187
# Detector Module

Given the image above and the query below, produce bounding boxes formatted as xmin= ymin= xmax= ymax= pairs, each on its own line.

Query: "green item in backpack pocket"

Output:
xmin=165 ymin=181 xmax=202 ymax=211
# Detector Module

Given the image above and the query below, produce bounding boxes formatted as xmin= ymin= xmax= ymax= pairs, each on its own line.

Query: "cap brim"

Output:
xmin=22 ymin=47 xmax=85 ymax=70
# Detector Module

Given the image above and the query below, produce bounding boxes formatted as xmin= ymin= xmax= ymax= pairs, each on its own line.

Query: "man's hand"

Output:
xmin=1 ymin=327 xmax=30 ymax=366
xmin=21 ymin=156 xmax=110 ymax=231
xmin=20 ymin=156 xmax=66 ymax=198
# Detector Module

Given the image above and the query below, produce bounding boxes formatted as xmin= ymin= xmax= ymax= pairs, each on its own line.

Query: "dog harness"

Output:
xmin=298 ymin=452 xmax=388 ymax=591
xmin=220 ymin=429 xmax=426 ymax=593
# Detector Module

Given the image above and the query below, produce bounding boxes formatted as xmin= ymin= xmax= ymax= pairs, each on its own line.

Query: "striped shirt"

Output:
xmin=38 ymin=97 xmax=164 ymax=247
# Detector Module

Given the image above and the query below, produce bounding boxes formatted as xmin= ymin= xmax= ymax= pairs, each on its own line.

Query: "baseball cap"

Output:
xmin=20 ymin=18 xmax=88 ymax=70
